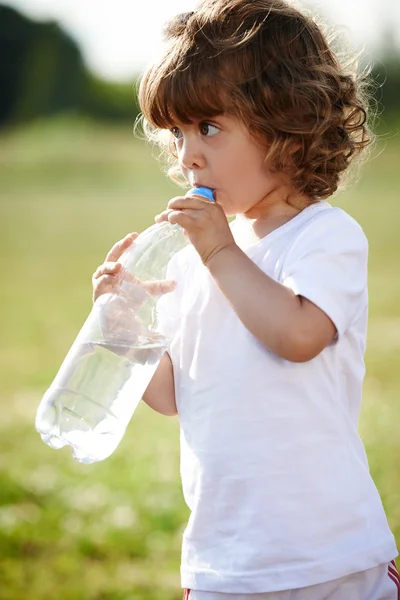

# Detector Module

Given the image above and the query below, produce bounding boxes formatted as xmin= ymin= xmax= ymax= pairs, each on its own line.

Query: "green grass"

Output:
xmin=0 ymin=115 xmax=399 ymax=599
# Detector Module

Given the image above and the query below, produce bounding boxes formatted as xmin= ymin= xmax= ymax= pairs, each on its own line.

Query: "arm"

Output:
xmin=142 ymin=352 xmax=177 ymax=416
xmin=206 ymin=244 xmax=336 ymax=362
xmin=159 ymin=195 xmax=336 ymax=363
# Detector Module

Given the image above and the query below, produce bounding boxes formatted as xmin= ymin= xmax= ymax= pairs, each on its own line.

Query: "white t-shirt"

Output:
xmin=157 ymin=201 xmax=398 ymax=594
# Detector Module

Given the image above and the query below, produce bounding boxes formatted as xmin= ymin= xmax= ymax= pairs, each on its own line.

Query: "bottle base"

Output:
xmin=36 ymin=388 xmax=123 ymax=463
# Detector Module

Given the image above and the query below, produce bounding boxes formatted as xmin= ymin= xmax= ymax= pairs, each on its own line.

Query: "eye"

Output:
xmin=171 ymin=127 xmax=183 ymax=140
xmin=199 ymin=122 xmax=220 ymax=137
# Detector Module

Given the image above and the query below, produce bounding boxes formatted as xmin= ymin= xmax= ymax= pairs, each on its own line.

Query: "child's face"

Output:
xmin=170 ymin=115 xmax=289 ymax=217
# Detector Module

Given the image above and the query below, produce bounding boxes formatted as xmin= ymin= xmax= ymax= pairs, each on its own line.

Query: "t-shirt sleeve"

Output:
xmin=281 ymin=209 xmax=368 ymax=338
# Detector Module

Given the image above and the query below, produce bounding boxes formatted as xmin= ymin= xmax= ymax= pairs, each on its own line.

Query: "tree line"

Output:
xmin=0 ymin=5 xmax=139 ymax=128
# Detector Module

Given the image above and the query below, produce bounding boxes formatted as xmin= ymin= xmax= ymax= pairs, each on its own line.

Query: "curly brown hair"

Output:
xmin=138 ymin=0 xmax=373 ymax=201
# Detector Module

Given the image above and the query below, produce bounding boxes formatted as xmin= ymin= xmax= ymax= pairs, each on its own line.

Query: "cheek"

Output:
xmin=231 ymin=159 xmax=271 ymax=194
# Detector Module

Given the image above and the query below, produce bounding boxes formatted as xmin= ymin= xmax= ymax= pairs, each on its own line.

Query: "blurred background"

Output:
xmin=0 ymin=1 xmax=399 ymax=598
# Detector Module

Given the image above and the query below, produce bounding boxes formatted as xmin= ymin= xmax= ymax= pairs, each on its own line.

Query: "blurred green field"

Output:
xmin=0 ymin=116 xmax=399 ymax=599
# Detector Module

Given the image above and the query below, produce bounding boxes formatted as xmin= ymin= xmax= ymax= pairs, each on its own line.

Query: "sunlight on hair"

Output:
xmin=135 ymin=0 xmax=377 ymax=201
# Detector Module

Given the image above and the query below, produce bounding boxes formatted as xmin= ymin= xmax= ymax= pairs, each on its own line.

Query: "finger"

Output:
xmin=143 ymin=279 xmax=177 ymax=296
xmin=167 ymin=210 xmax=197 ymax=228
xmin=93 ymin=274 xmax=120 ymax=301
xmin=105 ymin=232 xmax=138 ymax=262
xmin=92 ymin=261 xmax=122 ymax=281
xmin=154 ymin=209 xmax=173 ymax=224
xmin=168 ymin=196 xmax=212 ymax=211
xmin=186 ymin=191 xmax=215 ymax=203
xmin=95 ymin=274 xmax=119 ymax=290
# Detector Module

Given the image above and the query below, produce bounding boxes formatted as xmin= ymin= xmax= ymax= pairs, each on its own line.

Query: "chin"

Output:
xmin=215 ymin=197 xmax=230 ymax=216
xmin=218 ymin=202 xmax=232 ymax=216
xmin=222 ymin=203 xmax=241 ymax=217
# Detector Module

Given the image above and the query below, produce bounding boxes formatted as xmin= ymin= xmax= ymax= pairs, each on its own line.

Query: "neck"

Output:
xmin=239 ymin=186 xmax=313 ymax=239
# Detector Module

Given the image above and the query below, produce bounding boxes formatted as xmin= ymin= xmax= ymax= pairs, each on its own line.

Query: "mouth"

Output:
xmin=192 ymin=181 xmax=214 ymax=191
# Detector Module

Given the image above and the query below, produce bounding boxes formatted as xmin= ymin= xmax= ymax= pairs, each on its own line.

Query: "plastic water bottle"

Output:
xmin=35 ymin=186 xmax=215 ymax=463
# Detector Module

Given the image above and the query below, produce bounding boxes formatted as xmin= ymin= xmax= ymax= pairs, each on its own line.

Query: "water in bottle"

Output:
xmin=35 ymin=186 xmax=214 ymax=463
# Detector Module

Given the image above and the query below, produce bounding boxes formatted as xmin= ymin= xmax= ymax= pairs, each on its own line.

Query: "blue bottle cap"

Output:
xmin=186 ymin=186 xmax=215 ymax=202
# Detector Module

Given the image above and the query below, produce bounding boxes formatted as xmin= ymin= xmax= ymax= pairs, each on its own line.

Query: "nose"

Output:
xmin=178 ymin=134 xmax=206 ymax=171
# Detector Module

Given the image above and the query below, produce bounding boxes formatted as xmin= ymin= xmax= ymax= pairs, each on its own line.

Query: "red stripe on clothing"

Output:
xmin=391 ymin=562 xmax=400 ymax=573
xmin=388 ymin=570 xmax=400 ymax=600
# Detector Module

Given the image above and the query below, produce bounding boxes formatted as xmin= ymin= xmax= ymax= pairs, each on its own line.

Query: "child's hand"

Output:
xmin=92 ymin=232 xmax=138 ymax=303
xmin=155 ymin=194 xmax=236 ymax=265
xmin=92 ymin=231 xmax=177 ymax=344
xmin=92 ymin=232 xmax=177 ymax=303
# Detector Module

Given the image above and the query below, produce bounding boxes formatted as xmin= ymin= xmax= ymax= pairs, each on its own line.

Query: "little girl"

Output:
xmin=92 ymin=0 xmax=399 ymax=598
